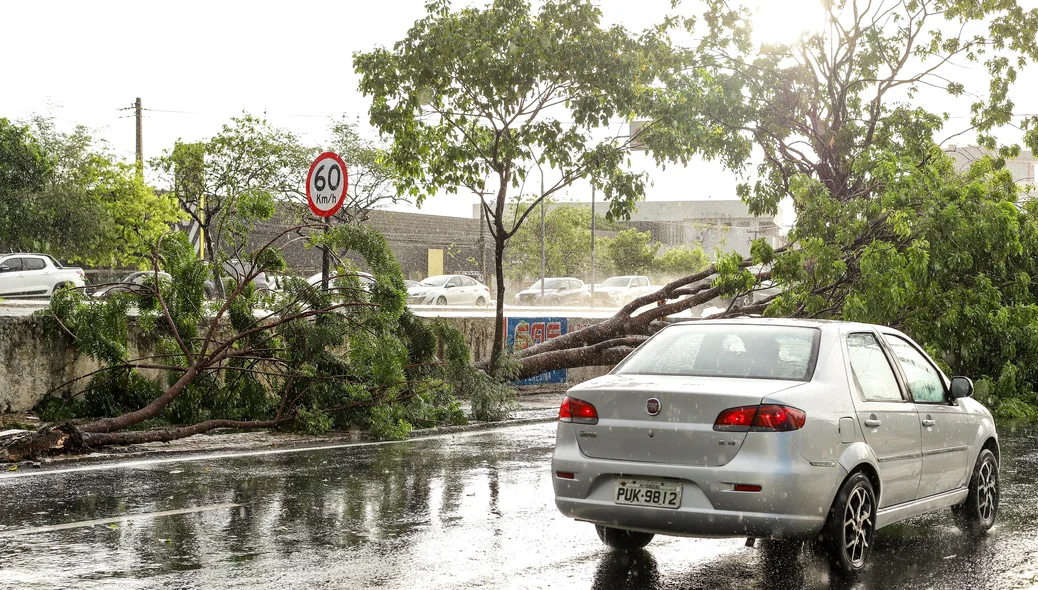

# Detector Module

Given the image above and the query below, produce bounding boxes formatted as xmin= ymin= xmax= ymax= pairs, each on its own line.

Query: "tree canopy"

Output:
xmin=0 ymin=116 xmax=181 ymax=266
xmin=355 ymin=0 xmax=743 ymax=370
xmin=510 ymin=0 xmax=1038 ymax=422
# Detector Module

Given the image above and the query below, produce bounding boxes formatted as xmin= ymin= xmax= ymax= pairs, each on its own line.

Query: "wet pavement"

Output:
xmin=1 ymin=423 xmax=1036 ymax=589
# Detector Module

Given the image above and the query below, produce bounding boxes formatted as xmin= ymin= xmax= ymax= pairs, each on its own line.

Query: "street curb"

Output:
xmin=7 ymin=413 xmax=558 ymax=470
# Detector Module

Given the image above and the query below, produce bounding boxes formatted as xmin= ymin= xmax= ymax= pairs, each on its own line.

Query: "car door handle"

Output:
xmin=863 ymin=418 xmax=881 ymax=428
xmin=921 ymin=418 xmax=935 ymax=427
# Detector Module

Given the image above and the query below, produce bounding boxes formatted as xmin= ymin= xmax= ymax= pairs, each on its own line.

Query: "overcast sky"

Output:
xmin=2 ymin=0 xmax=1035 ymax=223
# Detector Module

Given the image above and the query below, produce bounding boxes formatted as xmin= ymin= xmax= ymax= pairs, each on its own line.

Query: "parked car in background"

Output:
xmin=515 ymin=278 xmax=591 ymax=306
xmin=404 ymin=280 xmax=419 ymax=289
xmin=0 ymin=253 xmax=85 ymax=298
xmin=407 ymin=274 xmax=490 ymax=306
xmin=203 ymin=259 xmax=272 ymax=298
xmin=553 ymin=318 xmax=999 ymax=574
xmin=93 ymin=271 xmax=172 ymax=298
xmin=593 ymin=275 xmax=657 ymax=306
xmin=307 ymin=270 xmax=376 ymax=292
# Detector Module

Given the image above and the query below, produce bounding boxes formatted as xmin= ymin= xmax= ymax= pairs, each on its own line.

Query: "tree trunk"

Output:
xmin=1 ymin=423 xmax=89 ymax=463
xmin=494 ymin=260 xmax=779 ymax=379
xmin=79 ymin=366 xmax=200 ymax=434
xmin=489 ymin=180 xmax=510 ymax=375
xmin=514 ymin=337 xmax=646 ymax=380
xmin=2 ymin=417 xmax=292 ymax=462
xmin=205 ymin=228 xmax=225 ymax=298
xmin=83 ymin=418 xmax=288 ymax=447
xmin=490 ymin=230 xmax=507 ymax=374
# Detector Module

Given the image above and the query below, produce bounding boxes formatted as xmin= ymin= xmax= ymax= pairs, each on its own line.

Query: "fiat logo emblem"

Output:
xmin=646 ymin=398 xmax=661 ymax=416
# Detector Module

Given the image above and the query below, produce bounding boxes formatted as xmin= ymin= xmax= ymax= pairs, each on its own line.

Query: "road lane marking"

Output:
xmin=0 ymin=420 xmax=555 ymax=480
xmin=0 ymin=503 xmax=242 ymax=537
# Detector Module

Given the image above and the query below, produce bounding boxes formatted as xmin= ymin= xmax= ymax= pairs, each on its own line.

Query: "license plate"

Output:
xmin=614 ymin=478 xmax=682 ymax=509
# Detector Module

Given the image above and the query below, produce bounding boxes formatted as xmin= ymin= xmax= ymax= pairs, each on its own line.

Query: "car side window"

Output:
xmin=0 ymin=258 xmax=23 ymax=271
xmin=24 ymin=258 xmax=46 ymax=271
xmin=637 ymin=277 xmax=648 ymax=287
xmin=846 ymin=332 xmax=903 ymax=401
xmin=461 ymin=276 xmax=475 ymax=286
xmin=884 ymin=335 xmax=947 ymax=403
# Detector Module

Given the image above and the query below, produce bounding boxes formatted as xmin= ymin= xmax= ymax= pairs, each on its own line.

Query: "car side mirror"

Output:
xmin=0 ymin=266 xmax=10 ymax=273
xmin=949 ymin=376 xmax=974 ymax=399
xmin=445 ymin=283 xmax=456 ymax=289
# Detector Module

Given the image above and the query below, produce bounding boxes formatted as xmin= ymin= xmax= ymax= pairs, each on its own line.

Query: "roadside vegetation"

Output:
xmin=5 ymin=0 xmax=1038 ymax=460
xmin=364 ymin=0 xmax=1038 ymax=421
xmin=1 ymin=226 xmax=514 ymax=461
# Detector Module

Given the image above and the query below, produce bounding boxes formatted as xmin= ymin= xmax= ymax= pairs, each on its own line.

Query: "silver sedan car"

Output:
xmin=552 ymin=319 xmax=999 ymax=575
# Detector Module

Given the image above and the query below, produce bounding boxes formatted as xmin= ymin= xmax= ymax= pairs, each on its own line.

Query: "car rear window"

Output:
xmin=614 ymin=324 xmax=820 ymax=381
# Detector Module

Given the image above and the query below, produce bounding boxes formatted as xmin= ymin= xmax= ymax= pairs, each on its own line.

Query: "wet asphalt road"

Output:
xmin=1 ymin=423 xmax=1037 ymax=590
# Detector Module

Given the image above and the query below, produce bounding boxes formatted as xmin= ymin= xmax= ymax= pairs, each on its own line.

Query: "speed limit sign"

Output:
xmin=306 ymin=152 xmax=349 ymax=217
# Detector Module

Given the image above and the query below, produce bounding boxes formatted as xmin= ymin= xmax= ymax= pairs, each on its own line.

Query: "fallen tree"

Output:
xmin=504 ymin=0 xmax=1038 ymax=424
xmin=3 ymin=225 xmax=513 ymax=462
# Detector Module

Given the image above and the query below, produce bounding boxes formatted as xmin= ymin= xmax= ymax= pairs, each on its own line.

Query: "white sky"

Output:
xmin=2 ymin=0 xmax=1035 ymax=223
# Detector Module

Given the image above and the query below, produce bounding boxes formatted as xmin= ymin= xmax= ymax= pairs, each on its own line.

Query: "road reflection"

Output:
xmin=0 ymin=424 xmax=1035 ymax=589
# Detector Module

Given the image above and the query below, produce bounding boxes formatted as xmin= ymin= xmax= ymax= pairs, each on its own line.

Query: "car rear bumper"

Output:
xmin=552 ymin=425 xmax=843 ymax=539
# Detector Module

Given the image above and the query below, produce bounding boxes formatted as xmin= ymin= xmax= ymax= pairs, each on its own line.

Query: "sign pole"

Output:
xmin=322 ymin=216 xmax=331 ymax=291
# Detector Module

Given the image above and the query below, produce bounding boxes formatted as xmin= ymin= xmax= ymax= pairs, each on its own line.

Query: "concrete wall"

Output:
xmin=0 ymin=313 xmax=610 ymax=413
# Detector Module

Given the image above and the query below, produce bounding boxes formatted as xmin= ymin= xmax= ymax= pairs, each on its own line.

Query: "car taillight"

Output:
xmin=713 ymin=404 xmax=805 ymax=432
xmin=559 ymin=396 xmax=598 ymax=425
xmin=714 ymin=406 xmax=758 ymax=431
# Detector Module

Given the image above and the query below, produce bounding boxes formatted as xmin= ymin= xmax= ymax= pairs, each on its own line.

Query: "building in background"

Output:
xmin=946 ymin=145 xmax=1036 ymax=200
xmin=472 ymin=199 xmax=784 ymax=257
xmin=252 ymin=206 xmax=486 ymax=281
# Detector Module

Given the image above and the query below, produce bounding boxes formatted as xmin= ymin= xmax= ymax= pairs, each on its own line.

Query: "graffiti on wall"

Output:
xmin=508 ymin=317 xmax=567 ymax=384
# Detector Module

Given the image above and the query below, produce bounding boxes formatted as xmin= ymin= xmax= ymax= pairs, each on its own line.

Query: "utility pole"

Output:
xmin=134 ymin=97 xmax=143 ymax=175
xmin=590 ymin=185 xmax=596 ymax=308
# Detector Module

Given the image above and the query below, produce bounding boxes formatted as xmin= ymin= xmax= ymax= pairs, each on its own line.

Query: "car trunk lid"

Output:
xmin=570 ymin=374 xmax=802 ymax=466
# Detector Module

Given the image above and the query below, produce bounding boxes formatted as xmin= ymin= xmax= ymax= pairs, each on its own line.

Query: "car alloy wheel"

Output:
xmin=843 ymin=485 xmax=873 ymax=568
xmin=822 ymin=472 xmax=875 ymax=575
xmin=953 ymin=448 xmax=999 ymax=535
xmin=475 ymin=296 xmax=487 ymax=307
xmin=436 ymin=295 xmax=447 ymax=305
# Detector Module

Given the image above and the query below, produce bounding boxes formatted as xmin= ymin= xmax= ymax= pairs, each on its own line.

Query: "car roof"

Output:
xmin=673 ymin=317 xmax=902 ymax=335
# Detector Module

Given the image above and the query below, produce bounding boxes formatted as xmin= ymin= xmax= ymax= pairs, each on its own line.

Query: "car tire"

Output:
xmin=580 ymin=294 xmax=592 ymax=306
xmin=821 ymin=472 xmax=876 ymax=575
xmin=595 ymin=525 xmax=654 ymax=550
xmin=952 ymin=448 xmax=999 ymax=536
xmin=50 ymin=282 xmax=72 ymax=298
xmin=475 ymin=296 xmax=487 ymax=307
xmin=436 ymin=295 xmax=447 ymax=305
xmin=548 ymin=295 xmax=561 ymax=306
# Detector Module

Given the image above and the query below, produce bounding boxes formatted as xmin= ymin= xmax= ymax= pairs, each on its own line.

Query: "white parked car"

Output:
xmin=307 ymin=270 xmax=375 ymax=291
xmin=408 ymin=274 xmax=490 ymax=306
xmin=0 ymin=253 xmax=85 ymax=298
xmin=593 ymin=275 xmax=656 ymax=306
xmin=553 ymin=318 xmax=999 ymax=575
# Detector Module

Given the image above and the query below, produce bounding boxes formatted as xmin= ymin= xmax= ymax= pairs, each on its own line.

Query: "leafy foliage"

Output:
xmin=0 ymin=116 xmax=181 ymax=266
xmin=605 ymin=229 xmax=659 ymax=276
xmin=697 ymin=0 xmax=1038 ymax=418
xmin=153 ymin=115 xmax=313 ymax=291
xmin=656 ymin=245 xmax=711 ymax=277
xmin=504 ymin=204 xmax=615 ymax=281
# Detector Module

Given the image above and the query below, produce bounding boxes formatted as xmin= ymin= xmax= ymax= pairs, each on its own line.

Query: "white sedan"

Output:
xmin=407 ymin=275 xmax=490 ymax=306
